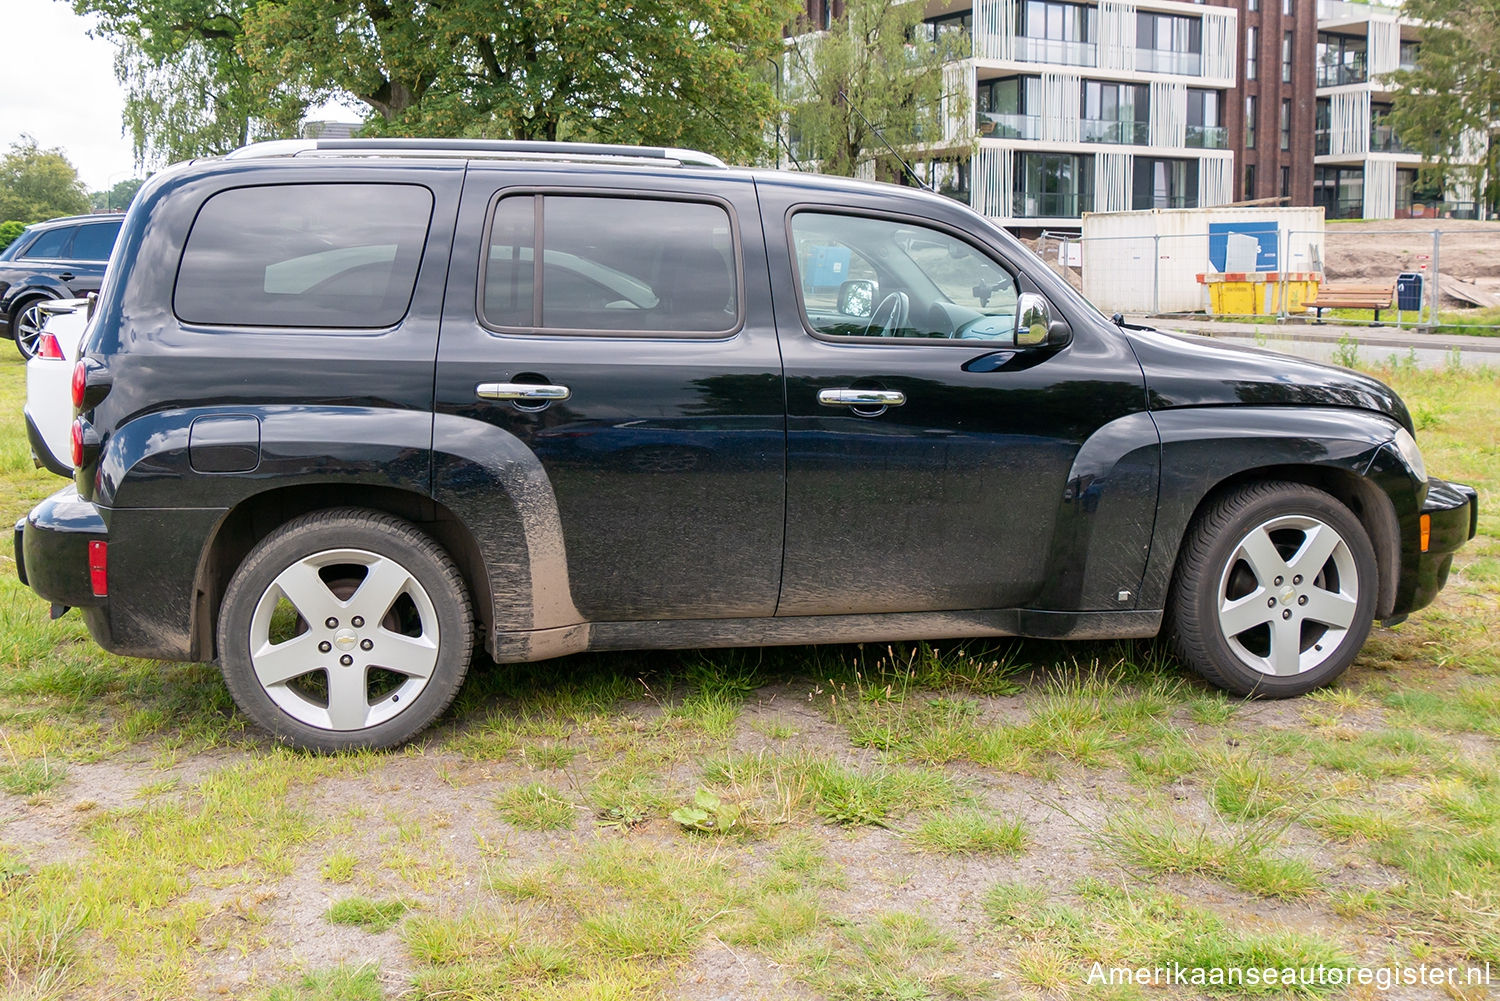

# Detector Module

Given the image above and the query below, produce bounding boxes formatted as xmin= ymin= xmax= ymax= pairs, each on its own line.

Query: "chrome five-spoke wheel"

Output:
xmin=1172 ymin=482 xmax=1377 ymax=697
xmin=13 ymin=300 xmax=50 ymax=360
xmin=219 ymin=510 xmax=473 ymax=750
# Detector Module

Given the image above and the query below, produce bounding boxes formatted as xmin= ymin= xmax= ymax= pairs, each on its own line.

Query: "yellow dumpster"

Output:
xmin=1196 ymin=272 xmax=1323 ymax=316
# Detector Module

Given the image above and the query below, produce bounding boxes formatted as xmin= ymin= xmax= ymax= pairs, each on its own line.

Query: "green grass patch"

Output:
xmin=907 ymin=809 xmax=1027 ymax=856
xmin=327 ymin=897 xmax=412 ymax=933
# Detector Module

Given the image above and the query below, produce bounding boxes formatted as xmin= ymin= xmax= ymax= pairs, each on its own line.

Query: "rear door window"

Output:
xmin=481 ymin=194 xmax=740 ymax=336
xmin=174 ymin=183 xmax=434 ymax=328
xmin=21 ymin=227 xmax=74 ymax=260
xmin=69 ymin=220 xmax=122 ymax=262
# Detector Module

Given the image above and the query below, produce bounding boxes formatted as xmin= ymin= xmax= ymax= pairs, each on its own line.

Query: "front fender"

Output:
xmin=1137 ymin=406 xmax=1409 ymax=609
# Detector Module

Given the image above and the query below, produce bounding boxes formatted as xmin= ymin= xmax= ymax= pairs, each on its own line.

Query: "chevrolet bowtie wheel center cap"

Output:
xmin=333 ymin=629 xmax=359 ymax=652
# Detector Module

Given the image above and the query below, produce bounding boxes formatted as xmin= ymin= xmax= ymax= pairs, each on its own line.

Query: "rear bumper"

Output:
xmin=18 ymin=484 xmax=107 ymax=609
xmin=24 ymin=409 xmax=72 ymax=477
xmin=1399 ymin=478 xmax=1479 ymax=615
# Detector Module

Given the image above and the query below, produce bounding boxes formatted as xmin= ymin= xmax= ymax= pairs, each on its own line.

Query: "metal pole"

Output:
xmin=1428 ymin=228 xmax=1440 ymax=331
xmin=1153 ymin=233 xmax=1160 ymax=315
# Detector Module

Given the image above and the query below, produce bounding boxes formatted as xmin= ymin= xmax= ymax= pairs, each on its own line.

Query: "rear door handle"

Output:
xmin=476 ymin=382 xmax=571 ymax=402
xmin=817 ymin=388 xmax=906 ymax=407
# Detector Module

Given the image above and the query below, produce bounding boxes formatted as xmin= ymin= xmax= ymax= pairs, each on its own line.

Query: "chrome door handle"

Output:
xmin=817 ymin=388 xmax=906 ymax=407
xmin=476 ymin=382 xmax=571 ymax=402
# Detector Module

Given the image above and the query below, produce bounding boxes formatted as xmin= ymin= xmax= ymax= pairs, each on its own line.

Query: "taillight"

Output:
xmin=71 ymin=361 xmax=87 ymax=410
xmin=36 ymin=334 xmax=63 ymax=360
xmin=88 ymin=540 xmax=108 ymax=597
xmin=70 ymin=419 xmax=84 ymax=468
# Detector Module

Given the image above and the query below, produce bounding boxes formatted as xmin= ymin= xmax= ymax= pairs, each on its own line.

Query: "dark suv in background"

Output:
xmin=13 ymin=139 xmax=1477 ymax=751
xmin=0 ymin=213 xmax=124 ymax=358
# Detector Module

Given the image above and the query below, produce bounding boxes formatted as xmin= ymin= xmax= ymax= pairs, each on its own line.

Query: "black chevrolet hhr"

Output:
xmin=14 ymin=139 xmax=1477 ymax=751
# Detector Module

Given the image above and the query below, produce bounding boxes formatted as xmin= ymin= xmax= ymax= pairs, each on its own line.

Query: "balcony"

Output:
xmin=1135 ymin=49 xmax=1203 ymax=77
xmin=1185 ymin=125 xmax=1228 ymax=149
xmin=1370 ymin=123 xmax=1416 ymax=154
xmin=1315 ymin=129 xmax=1331 ymax=155
xmin=976 ymin=112 xmax=1041 ymax=140
xmin=1013 ymin=36 xmax=1097 ymax=67
xmin=1012 ymin=190 xmax=1090 ymax=218
xmin=1081 ymin=119 xmax=1149 ymax=145
xmin=1317 ymin=195 xmax=1364 ymax=220
xmin=1317 ymin=60 xmax=1367 ymax=87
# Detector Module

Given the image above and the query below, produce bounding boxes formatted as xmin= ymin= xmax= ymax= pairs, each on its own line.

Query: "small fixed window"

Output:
xmin=69 ymin=221 xmax=121 ymax=262
xmin=481 ymin=194 xmax=740 ymax=336
xmin=21 ymin=226 xmax=74 ymax=260
xmin=790 ymin=212 xmax=1019 ymax=343
xmin=174 ymin=183 xmax=433 ymax=328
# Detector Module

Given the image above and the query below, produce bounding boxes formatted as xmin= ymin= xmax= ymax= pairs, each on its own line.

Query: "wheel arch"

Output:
xmin=190 ymin=483 xmax=494 ymax=662
xmin=1167 ymin=464 xmax=1401 ymax=620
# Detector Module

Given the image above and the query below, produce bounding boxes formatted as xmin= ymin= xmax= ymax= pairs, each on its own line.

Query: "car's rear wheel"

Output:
xmin=11 ymin=298 xmax=51 ymax=360
xmin=217 ymin=509 xmax=474 ymax=751
xmin=1170 ymin=481 xmax=1377 ymax=697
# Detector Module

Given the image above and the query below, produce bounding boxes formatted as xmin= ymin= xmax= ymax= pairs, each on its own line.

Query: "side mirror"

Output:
xmin=1014 ymin=292 xmax=1072 ymax=349
xmin=837 ymin=279 xmax=877 ymax=319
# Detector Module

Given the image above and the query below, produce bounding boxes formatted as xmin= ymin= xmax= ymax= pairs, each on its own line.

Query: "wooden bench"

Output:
xmin=1305 ymin=282 xmax=1395 ymax=323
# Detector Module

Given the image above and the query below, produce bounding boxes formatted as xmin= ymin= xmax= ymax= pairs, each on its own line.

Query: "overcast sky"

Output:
xmin=0 ymin=0 xmax=354 ymax=193
xmin=0 ymin=0 xmax=137 ymax=192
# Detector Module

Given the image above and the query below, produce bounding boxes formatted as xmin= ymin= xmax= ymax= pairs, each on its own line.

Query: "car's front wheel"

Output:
xmin=217 ymin=509 xmax=474 ymax=750
xmin=11 ymin=298 xmax=52 ymax=360
xmin=1170 ymin=481 xmax=1377 ymax=697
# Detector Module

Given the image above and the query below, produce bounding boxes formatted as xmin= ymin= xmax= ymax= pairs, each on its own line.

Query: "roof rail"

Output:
xmin=224 ymin=138 xmax=728 ymax=169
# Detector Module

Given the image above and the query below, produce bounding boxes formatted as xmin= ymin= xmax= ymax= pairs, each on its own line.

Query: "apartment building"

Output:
xmin=1313 ymin=0 xmax=1437 ymax=218
xmin=1225 ymin=0 xmax=1318 ymax=206
xmin=920 ymin=0 xmax=1239 ymax=225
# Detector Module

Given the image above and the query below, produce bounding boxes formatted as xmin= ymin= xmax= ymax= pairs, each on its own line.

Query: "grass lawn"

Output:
xmin=0 ymin=353 xmax=1496 ymax=999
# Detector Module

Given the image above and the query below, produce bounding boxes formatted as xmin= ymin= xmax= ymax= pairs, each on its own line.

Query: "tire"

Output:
xmin=1169 ymin=481 xmax=1377 ymax=698
xmin=11 ymin=297 xmax=52 ymax=360
xmin=217 ymin=508 xmax=474 ymax=751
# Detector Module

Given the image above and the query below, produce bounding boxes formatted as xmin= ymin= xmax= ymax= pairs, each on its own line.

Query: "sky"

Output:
xmin=0 ymin=0 xmax=137 ymax=192
xmin=0 ymin=0 xmax=355 ymax=193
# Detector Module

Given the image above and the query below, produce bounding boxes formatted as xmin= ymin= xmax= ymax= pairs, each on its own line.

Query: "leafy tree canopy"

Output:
xmin=0 ymin=138 xmax=91 ymax=224
xmin=1388 ymin=0 xmax=1500 ymax=211
xmin=242 ymin=0 xmax=800 ymax=163
xmin=90 ymin=177 xmax=147 ymax=213
xmin=784 ymin=0 xmax=969 ymax=177
xmin=71 ymin=0 xmax=314 ymax=166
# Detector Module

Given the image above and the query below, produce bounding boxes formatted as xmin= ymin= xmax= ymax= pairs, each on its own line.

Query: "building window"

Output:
xmin=1245 ymin=164 xmax=1257 ymax=200
xmin=1399 ymin=39 xmax=1420 ymax=70
xmin=1280 ymin=99 xmax=1291 ymax=151
xmin=1186 ymin=89 xmax=1223 ymax=148
xmin=1280 ymin=166 xmax=1290 ymax=199
xmin=1245 ymin=95 xmax=1258 ymax=149
xmin=1315 ymin=97 xmax=1330 ymax=155
xmin=1282 ymin=31 xmax=1293 ymax=82
xmin=1315 ymin=165 xmax=1364 ymax=220
xmin=1017 ymin=1 xmax=1097 ymax=66
xmin=917 ymin=10 xmax=973 ymax=44
xmin=1246 ymin=26 xmax=1258 ymax=80
xmin=1137 ymin=11 xmax=1203 ymax=75
xmin=1082 ymin=80 xmax=1149 ymax=144
xmin=976 ymin=77 xmax=1038 ymax=138
xmin=1248 ymin=0 xmax=1258 ymax=10
xmin=1014 ymin=152 xmax=1094 ymax=218
xmin=1132 ymin=158 xmax=1199 ymax=210
xmin=1317 ymin=32 xmax=1367 ymax=87
xmin=1283 ymin=0 xmax=1292 ymax=14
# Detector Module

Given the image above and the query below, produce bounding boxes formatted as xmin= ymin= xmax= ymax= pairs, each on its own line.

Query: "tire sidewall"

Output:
xmin=218 ymin=512 xmax=472 ymax=751
xmin=1183 ymin=486 xmax=1378 ymax=697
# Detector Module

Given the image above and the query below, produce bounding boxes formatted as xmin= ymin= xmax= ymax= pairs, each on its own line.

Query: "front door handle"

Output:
xmin=817 ymin=388 xmax=906 ymax=408
xmin=57 ymin=272 xmax=74 ymax=282
xmin=476 ymin=382 xmax=572 ymax=402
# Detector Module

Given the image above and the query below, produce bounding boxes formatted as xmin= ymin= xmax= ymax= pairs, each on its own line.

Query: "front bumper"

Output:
xmin=1402 ymin=477 xmax=1479 ymax=615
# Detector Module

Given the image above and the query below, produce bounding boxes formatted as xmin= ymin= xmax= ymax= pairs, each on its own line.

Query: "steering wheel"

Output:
xmin=863 ymin=291 xmax=910 ymax=338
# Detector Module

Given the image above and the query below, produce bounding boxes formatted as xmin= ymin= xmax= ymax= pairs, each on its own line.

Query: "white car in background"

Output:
xmin=24 ymin=298 xmax=89 ymax=477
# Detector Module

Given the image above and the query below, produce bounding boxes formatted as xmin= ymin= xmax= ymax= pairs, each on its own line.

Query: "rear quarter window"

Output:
xmin=173 ymin=183 xmax=434 ymax=328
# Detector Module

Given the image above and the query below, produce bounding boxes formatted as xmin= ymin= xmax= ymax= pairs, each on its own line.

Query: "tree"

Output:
xmin=0 ymin=138 xmax=90 ymax=224
xmin=784 ymin=0 xmax=969 ymax=177
xmin=90 ymin=177 xmax=147 ymax=213
xmin=241 ymin=0 xmax=799 ymax=163
xmin=1388 ymin=0 xmax=1500 ymax=214
xmin=71 ymin=0 xmax=313 ymax=166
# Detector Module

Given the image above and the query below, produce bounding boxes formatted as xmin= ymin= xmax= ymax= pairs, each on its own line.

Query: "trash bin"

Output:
xmin=1397 ymin=272 xmax=1424 ymax=311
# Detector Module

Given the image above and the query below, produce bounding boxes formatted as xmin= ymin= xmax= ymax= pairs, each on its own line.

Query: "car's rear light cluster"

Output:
xmin=71 ymin=360 xmax=88 ymax=410
xmin=70 ymin=420 xmax=85 ymax=468
xmin=35 ymin=334 xmax=64 ymax=360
